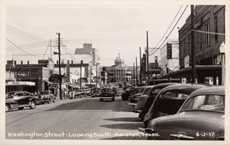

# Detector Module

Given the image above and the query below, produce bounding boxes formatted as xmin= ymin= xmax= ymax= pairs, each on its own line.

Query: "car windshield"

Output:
xmin=181 ymin=94 xmax=225 ymax=112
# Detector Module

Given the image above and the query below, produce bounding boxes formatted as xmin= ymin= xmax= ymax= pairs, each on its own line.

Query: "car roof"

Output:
xmin=153 ymin=82 xmax=179 ymax=88
xmin=159 ymin=83 xmax=206 ymax=94
xmin=190 ymin=86 xmax=225 ymax=97
xmin=14 ymin=91 xmax=30 ymax=93
xmin=141 ymin=85 xmax=155 ymax=88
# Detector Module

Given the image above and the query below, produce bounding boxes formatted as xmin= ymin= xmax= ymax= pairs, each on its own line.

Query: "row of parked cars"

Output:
xmin=122 ymin=83 xmax=225 ymax=140
xmin=5 ymin=91 xmax=56 ymax=112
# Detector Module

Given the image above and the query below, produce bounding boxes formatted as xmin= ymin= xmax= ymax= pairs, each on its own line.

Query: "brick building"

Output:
xmin=175 ymin=5 xmax=225 ymax=85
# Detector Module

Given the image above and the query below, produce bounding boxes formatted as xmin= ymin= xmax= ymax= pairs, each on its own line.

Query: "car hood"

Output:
xmin=131 ymin=93 xmax=143 ymax=97
xmin=138 ymin=94 xmax=149 ymax=98
xmin=149 ymin=111 xmax=224 ymax=140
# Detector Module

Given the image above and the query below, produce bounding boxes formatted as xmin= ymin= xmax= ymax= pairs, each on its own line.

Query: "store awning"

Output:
xmin=6 ymin=81 xmax=36 ymax=86
xmin=162 ymin=65 xmax=222 ymax=78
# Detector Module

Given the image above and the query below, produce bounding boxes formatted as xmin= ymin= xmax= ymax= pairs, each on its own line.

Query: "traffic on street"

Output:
xmin=6 ymin=83 xmax=225 ymax=140
xmin=4 ymin=1 xmax=226 ymax=142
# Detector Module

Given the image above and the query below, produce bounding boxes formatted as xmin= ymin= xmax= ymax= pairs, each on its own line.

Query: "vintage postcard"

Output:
xmin=0 ymin=0 xmax=229 ymax=144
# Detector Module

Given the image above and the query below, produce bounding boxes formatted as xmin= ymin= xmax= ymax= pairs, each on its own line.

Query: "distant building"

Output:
xmin=9 ymin=43 xmax=98 ymax=84
xmin=102 ymin=55 xmax=133 ymax=84
xmin=159 ymin=40 xmax=179 ymax=75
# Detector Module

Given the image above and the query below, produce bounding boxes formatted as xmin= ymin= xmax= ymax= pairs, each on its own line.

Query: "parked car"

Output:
xmin=128 ymin=86 xmax=146 ymax=103
xmin=39 ymin=92 xmax=56 ymax=104
xmin=121 ymin=86 xmax=136 ymax=101
xmin=138 ymin=83 xmax=178 ymax=120
xmin=92 ymin=89 xmax=102 ymax=98
xmin=5 ymin=91 xmax=38 ymax=111
xmin=99 ymin=88 xmax=115 ymax=102
xmin=143 ymin=86 xmax=224 ymax=140
xmin=143 ymin=84 xmax=206 ymax=127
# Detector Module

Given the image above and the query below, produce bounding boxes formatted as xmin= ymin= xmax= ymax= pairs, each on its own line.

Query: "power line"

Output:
xmin=6 ymin=38 xmax=36 ymax=56
xmin=149 ymin=5 xmax=188 ymax=56
xmin=151 ymin=5 xmax=184 ymax=51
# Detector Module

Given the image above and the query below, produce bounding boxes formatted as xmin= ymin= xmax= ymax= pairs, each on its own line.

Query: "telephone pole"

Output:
xmin=146 ymin=31 xmax=149 ymax=73
xmin=146 ymin=31 xmax=149 ymax=83
xmin=139 ymin=47 xmax=142 ymax=85
xmin=57 ymin=33 xmax=62 ymax=100
xmin=135 ymin=57 xmax=138 ymax=86
xmin=133 ymin=62 xmax=135 ymax=86
xmin=191 ymin=5 xmax=196 ymax=83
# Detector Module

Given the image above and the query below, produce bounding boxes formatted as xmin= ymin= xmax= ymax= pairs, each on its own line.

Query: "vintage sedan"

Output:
xmin=5 ymin=91 xmax=38 ymax=111
xmin=143 ymin=86 xmax=224 ymax=140
xmin=129 ymin=86 xmax=146 ymax=103
xmin=129 ymin=86 xmax=153 ymax=105
xmin=138 ymin=83 xmax=178 ymax=120
xmin=143 ymin=84 xmax=205 ymax=127
xmin=99 ymin=88 xmax=115 ymax=102
xmin=121 ymin=86 xmax=136 ymax=101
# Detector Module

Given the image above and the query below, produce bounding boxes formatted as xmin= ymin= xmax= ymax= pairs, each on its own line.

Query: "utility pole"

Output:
xmin=57 ymin=33 xmax=62 ymax=100
xmin=146 ymin=31 xmax=149 ymax=83
xmin=139 ymin=47 xmax=142 ymax=85
xmin=133 ymin=62 xmax=135 ymax=86
xmin=191 ymin=5 xmax=196 ymax=83
xmin=135 ymin=57 xmax=138 ymax=86
xmin=146 ymin=31 xmax=149 ymax=73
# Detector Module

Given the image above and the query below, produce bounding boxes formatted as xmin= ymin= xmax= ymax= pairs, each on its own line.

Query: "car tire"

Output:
xmin=99 ymin=98 xmax=103 ymax=102
xmin=29 ymin=101 xmax=36 ymax=109
xmin=112 ymin=98 xmax=115 ymax=101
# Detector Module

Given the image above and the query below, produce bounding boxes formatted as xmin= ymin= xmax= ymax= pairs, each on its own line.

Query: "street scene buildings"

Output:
xmin=4 ymin=2 xmax=226 ymax=141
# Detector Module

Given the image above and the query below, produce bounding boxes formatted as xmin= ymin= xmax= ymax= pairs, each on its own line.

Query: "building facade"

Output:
xmin=159 ymin=40 xmax=179 ymax=76
xmin=178 ymin=5 xmax=225 ymax=84
xmin=6 ymin=60 xmax=50 ymax=92
xmin=102 ymin=55 xmax=133 ymax=84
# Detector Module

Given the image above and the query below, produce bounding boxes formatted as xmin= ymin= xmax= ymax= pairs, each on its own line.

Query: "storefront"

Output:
xmin=160 ymin=65 xmax=222 ymax=85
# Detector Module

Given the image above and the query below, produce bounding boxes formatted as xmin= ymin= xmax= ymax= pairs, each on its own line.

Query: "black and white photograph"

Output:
xmin=0 ymin=0 xmax=229 ymax=143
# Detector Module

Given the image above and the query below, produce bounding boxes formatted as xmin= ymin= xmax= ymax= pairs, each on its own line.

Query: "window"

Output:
xmin=214 ymin=15 xmax=218 ymax=42
xmin=181 ymin=94 xmax=224 ymax=112
xmin=203 ymin=21 xmax=210 ymax=47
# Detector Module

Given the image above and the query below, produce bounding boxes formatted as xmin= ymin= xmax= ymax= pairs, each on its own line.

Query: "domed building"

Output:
xmin=103 ymin=54 xmax=132 ymax=83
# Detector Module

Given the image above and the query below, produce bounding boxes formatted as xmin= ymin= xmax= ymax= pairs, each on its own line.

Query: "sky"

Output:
xmin=6 ymin=0 xmax=191 ymax=66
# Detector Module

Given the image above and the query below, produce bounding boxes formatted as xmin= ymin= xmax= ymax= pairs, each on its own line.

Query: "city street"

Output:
xmin=3 ymin=2 xmax=226 ymax=142
xmin=6 ymin=97 xmax=144 ymax=140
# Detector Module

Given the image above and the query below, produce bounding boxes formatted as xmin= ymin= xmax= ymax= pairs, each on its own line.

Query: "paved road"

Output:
xmin=6 ymin=97 xmax=145 ymax=140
